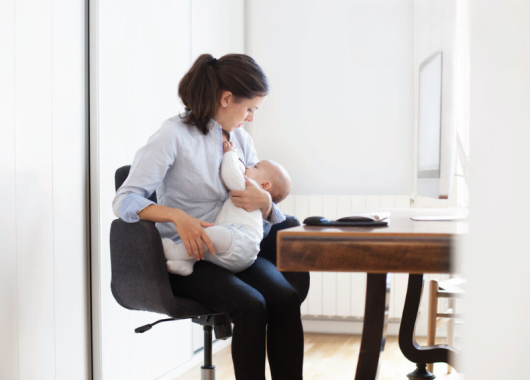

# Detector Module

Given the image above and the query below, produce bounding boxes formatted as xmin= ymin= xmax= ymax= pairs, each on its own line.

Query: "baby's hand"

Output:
xmin=223 ymin=141 xmax=238 ymax=154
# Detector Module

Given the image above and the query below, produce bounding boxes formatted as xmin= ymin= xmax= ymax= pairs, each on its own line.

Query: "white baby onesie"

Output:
xmin=163 ymin=151 xmax=263 ymax=275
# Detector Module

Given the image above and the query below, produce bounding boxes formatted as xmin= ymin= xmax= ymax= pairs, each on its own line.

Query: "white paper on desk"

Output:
xmin=336 ymin=211 xmax=390 ymax=222
xmin=411 ymin=215 xmax=467 ymax=221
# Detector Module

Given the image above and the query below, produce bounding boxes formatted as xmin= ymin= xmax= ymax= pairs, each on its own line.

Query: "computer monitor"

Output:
xmin=416 ymin=51 xmax=456 ymax=200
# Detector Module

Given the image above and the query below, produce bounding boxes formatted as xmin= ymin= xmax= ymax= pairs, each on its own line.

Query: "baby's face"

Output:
xmin=245 ymin=160 xmax=273 ymax=185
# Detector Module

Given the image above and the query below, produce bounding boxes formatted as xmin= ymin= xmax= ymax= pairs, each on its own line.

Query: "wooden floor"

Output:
xmin=175 ymin=333 xmax=463 ymax=380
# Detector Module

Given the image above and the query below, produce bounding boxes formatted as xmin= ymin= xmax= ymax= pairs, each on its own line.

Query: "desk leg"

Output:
xmin=399 ymin=274 xmax=459 ymax=379
xmin=355 ymin=273 xmax=390 ymax=380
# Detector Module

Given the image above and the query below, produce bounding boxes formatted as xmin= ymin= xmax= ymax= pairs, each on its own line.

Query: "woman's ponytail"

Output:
xmin=178 ymin=54 xmax=220 ymax=135
xmin=178 ymin=53 xmax=269 ymax=135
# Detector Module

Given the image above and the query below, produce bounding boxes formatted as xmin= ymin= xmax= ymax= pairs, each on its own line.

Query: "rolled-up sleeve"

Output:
xmin=269 ymin=202 xmax=286 ymax=225
xmin=117 ymin=193 xmax=155 ymax=223
xmin=112 ymin=121 xmax=178 ymax=222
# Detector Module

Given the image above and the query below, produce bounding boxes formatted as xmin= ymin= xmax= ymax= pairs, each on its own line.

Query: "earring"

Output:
xmin=224 ymin=105 xmax=227 ymax=108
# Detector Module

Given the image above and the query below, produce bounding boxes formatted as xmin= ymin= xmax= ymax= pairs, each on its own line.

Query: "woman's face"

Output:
xmin=217 ymin=93 xmax=266 ymax=132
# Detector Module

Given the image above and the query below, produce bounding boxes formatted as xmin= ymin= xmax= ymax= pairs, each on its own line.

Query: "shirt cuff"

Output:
xmin=119 ymin=193 xmax=155 ymax=223
xmin=262 ymin=203 xmax=286 ymax=238
xmin=263 ymin=219 xmax=272 ymax=238
xmin=268 ymin=202 xmax=286 ymax=225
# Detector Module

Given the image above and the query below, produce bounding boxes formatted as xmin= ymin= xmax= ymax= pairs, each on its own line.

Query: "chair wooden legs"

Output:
xmin=446 ymin=298 xmax=456 ymax=374
xmin=427 ymin=279 xmax=459 ymax=375
xmin=426 ymin=279 xmax=439 ymax=373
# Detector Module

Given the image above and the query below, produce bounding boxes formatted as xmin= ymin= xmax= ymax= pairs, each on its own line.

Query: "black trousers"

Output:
xmin=169 ymin=217 xmax=307 ymax=380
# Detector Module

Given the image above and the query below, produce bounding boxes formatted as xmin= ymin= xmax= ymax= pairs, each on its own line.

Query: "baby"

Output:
xmin=162 ymin=141 xmax=291 ymax=275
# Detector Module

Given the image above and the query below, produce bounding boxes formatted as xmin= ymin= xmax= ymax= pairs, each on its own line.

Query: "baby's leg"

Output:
xmin=162 ymin=227 xmax=234 ymax=275
xmin=203 ymin=225 xmax=258 ymax=273
xmin=203 ymin=226 xmax=233 ymax=255
xmin=162 ymin=238 xmax=195 ymax=276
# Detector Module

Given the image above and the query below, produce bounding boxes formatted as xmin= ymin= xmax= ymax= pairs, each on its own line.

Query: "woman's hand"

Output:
xmin=172 ymin=209 xmax=216 ymax=261
xmin=231 ymin=177 xmax=273 ymax=219
xmin=138 ymin=204 xmax=216 ymax=260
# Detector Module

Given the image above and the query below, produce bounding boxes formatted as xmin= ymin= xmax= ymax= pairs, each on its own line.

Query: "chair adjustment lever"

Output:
xmin=134 ymin=318 xmax=176 ymax=333
xmin=214 ymin=323 xmax=232 ymax=340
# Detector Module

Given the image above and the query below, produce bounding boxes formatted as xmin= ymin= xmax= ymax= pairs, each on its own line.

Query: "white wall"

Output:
xmin=464 ymin=0 xmax=530 ymax=377
xmin=246 ymin=0 xmax=418 ymax=336
xmin=247 ymin=0 xmax=415 ymax=195
xmin=0 ymin=0 xmax=90 ymax=379
xmin=90 ymin=1 xmax=244 ymax=379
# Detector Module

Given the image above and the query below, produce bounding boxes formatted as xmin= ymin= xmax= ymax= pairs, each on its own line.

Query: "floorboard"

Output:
xmin=175 ymin=333 xmax=464 ymax=380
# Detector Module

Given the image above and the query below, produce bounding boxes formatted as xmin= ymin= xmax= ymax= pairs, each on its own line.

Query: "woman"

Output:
xmin=112 ymin=53 xmax=305 ymax=380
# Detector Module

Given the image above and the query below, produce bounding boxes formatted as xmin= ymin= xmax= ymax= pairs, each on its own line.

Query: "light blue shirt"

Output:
xmin=112 ymin=114 xmax=285 ymax=242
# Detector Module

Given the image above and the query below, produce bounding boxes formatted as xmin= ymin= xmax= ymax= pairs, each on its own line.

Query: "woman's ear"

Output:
xmin=261 ymin=181 xmax=272 ymax=191
xmin=221 ymin=91 xmax=233 ymax=108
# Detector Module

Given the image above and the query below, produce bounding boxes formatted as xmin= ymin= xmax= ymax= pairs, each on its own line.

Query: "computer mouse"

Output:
xmin=303 ymin=216 xmax=329 ymax=225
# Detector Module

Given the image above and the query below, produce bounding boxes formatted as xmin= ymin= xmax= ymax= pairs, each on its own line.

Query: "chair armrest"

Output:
xmin=109 ymin=219 xmax=217 ymax=318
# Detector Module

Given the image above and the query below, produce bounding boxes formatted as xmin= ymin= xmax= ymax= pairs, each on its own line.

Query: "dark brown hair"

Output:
xmin=178 ymin=53 xmax=269 ymax=134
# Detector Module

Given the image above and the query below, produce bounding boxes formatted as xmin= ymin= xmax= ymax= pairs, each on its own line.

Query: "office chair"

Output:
xmin=110 ymin=165 xmax=309 ymax=380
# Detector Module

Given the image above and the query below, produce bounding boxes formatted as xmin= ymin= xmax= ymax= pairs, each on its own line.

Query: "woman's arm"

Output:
xmin=222 ymin=140 xmax=273 ymax=218
xmin=113 ymin=121 xmax=178 ymax=221
xmin=231 ymin=130 xmax=281 ymax=221
xmin=138 ymin=204 xmax=215 ymax=261
xmin=231 ymin=178 xmax=272 ymax=219
xmin=113 ymin=120 xmax=215 ymax=260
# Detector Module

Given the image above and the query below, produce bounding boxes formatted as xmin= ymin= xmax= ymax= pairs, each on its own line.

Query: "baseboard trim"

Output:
xmin=301 ymin=316 xmax=433 ymax=337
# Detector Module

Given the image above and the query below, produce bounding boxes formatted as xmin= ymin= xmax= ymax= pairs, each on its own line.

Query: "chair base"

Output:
xmin=193 ymin=315 xmax=232 ymax=380
xmin=134 ymin=314 xmax=232 ymax=380
xmin=201 ymin=366 xmax=215 ymax=380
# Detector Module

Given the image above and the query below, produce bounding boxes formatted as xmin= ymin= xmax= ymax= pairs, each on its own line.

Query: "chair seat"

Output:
xmin=110 ymin=218 xmax=224 ymax=319
xmin=437 ymin=278 xmax=466 ymax=298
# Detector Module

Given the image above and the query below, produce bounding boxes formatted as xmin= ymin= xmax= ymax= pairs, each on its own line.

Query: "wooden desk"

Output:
xmin=277 ymin=211 xmax=466 ymax=380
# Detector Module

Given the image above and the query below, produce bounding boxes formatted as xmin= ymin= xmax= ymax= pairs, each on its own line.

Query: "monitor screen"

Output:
xmin=418 ymin=52 xmax=442 ymax=179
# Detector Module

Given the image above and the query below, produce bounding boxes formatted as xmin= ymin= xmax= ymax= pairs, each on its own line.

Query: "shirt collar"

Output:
xmin=209 ymin=118 xmax=223 ymax=131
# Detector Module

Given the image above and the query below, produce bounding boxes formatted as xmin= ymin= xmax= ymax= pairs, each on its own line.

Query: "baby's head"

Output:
xmin=245 ymin=160 xmax=291 ymax=203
